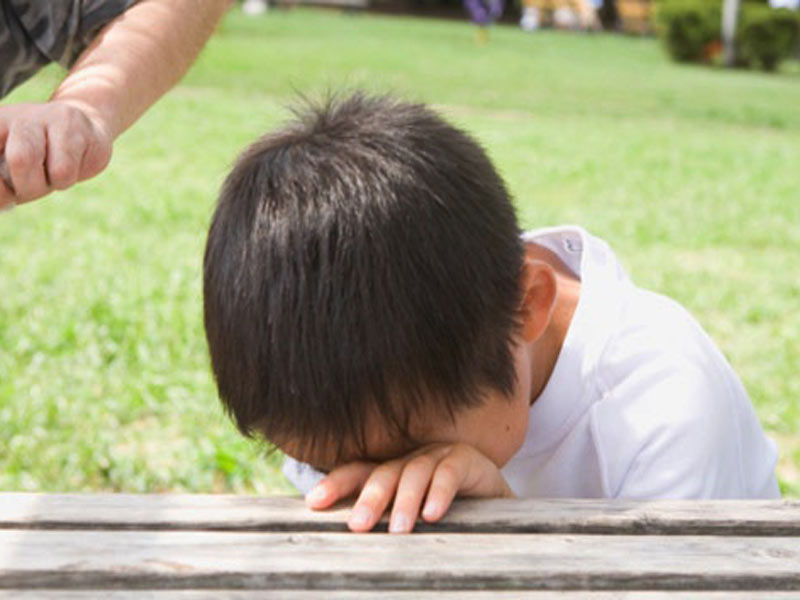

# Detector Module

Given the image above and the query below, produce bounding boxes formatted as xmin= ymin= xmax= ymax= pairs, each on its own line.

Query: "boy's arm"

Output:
xmin=0 ymin=0 xmax=231 ymax=208
xmin=304 ymin=443 xmax=514 ymax=534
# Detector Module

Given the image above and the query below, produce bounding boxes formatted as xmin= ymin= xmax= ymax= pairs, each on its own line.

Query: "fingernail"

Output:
xmin=305 ymin=486 xmax=327 ymax=504
xmin=349 ymin=506 xmax=372 ymax=528
xmin=422 ymin=501 xmax=440 ymax=521
xmin=389 ymin=514 xmax=411 ymax=533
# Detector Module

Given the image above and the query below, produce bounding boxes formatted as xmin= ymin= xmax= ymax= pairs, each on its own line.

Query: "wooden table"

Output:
xmin=1 ymin=494 xmax=799 ymax=597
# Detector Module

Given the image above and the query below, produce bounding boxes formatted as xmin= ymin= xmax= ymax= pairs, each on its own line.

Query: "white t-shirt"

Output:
xmin=283 ymin=226 xmax=780 ymax=499
xmin=769 ymin=0 xmax=798 ymax=9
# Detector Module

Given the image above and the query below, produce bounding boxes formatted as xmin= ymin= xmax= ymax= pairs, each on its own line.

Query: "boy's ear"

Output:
xmin=518 ymin=253 xmax=558 ymax=343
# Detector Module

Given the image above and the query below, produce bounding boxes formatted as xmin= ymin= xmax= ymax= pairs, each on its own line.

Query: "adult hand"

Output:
xmin=304 ymin=443 xmax=514 ymax=534
xmin=0 ymin=101 xmax=113 ymax=210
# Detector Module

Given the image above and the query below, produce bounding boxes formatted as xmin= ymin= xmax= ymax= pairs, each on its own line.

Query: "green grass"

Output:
xmin=0 ymin=8 xmax=798 ymax=496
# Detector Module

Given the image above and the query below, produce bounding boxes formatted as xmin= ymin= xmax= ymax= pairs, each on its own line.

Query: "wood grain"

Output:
xmin=1 ymin=529 xmax=799 ymax=591
xmin=1 ymin=494 xmax=798 ymax=536
xmin=3 ymin=593 xmax=800 ymax=599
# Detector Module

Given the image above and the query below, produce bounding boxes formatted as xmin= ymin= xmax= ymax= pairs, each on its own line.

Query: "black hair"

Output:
xmin=203 ymin=92 xmax=523 ymax=463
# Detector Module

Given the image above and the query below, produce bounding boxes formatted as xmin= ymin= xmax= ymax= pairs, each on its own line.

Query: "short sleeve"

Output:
xmin=0 ymin=0 xmax=137 ymax=98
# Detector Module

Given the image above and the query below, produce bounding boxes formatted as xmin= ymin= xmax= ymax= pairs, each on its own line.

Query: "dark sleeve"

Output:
xmin=0 ymin=0 xmax=137 ymax=99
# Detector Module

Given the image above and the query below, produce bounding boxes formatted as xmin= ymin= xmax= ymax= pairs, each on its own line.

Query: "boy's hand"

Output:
xmin=0 ymin=101 xmax=113 ymax=209
xmin=304 ymin=443 xmax=514 ymax=534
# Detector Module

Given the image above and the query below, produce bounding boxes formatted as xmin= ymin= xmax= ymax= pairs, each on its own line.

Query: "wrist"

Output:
xmin=50 ymin=97 xmax=116 ymax=142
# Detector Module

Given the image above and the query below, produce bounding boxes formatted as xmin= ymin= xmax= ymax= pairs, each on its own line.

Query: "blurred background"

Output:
xmin=0 ymin=0 xmax=798 ymax=496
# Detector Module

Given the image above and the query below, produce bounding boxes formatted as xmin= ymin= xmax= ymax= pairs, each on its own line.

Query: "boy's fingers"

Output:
xmin=348 ymin=460 xmax=403 ymax=532
xmin=421 ymin=454 xmax=467 ymax=523
xmin=388 ymin=453 xmax=439 ymax=534
xmin=306 ymin=461 xmax=375 ymax=510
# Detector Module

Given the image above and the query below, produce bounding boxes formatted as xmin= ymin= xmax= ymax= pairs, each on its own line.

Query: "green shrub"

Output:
xmin=655 ymin=0 xmax=722 ymax=63
xmin=737 ymin=5 xmax=800 ymax=71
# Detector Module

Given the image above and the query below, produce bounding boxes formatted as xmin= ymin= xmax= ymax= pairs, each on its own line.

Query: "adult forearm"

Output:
xmin=0 ymin=0 xmax=232 ymax=208
xmin=51 ymin=0 xmax=232 ymax=139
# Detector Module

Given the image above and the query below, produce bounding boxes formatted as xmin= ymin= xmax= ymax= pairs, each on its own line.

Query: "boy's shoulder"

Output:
xmin=529 ymin=225 xmax=778 ymax=498
xmin=587 ymin=277 xmax=778 ymax=499
xmin=527 ymin=225 xmax=733 ymax=393
xmin=598 ymin=284 xmax=731 ymax=393
xmin=528 ymin=225 xmax=737 ymax=397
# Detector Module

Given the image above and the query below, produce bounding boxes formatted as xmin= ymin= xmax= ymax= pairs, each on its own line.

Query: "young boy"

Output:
xmin=203 ymin=93 xmax=780 ymax=535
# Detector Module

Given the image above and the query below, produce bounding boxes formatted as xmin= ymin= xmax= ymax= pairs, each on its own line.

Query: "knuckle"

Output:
xmin=348 ymin=459 xmax=378 ymax=475
xmin=435 ymin=459 xmax=462 ymax=483
xmin=332 ymin=459 xmax=372 ymax=479
xmin=447 ymin=443 xmax=477 ymax=462
xmin=372 ymin=460 xmax=402 ymax=479
xmin=360 ymin=483 xmax=389 ymax=505
xmin=405 ymin=453 xmax=437 ymax=474
xmin=6 ymin=143 xmax=37 ymax=170
xmin=64 ymin=139 xmax=87 ymax=163
xmin=49 ymin=160 xmax=78 ymax=189
xmin=325 ymin=462 xmax=353 ymax=479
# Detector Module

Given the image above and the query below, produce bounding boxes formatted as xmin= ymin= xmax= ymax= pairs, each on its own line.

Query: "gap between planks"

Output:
xmin=1 ymin=494 xmax=799 ymax=535
xmin=3 ymin=593 xmax=800 ymax=599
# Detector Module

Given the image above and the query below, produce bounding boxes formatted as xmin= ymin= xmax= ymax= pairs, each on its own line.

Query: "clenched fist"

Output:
xmin=0 ymin=101 xmax=112 ymax=210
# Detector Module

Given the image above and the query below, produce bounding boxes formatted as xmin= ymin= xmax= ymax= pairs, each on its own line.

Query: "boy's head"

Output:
xmin=203 ymin=93 xmax=529 ymax=470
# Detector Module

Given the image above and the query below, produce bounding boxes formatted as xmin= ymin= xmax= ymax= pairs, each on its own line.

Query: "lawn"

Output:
xmin=0 ymin=8 xmax=798 ymax=496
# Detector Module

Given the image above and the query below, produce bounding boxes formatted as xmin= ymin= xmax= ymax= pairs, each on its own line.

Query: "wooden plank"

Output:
xmin=276 ymin=0 xmax=369 ymax=8
xmin=3 ymin=593 xmax=800 ymax=599
xmin=1 ymin=530 xmax=799 ymax=590
xmin=1 ymin=494 xmax=799 ymax=536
